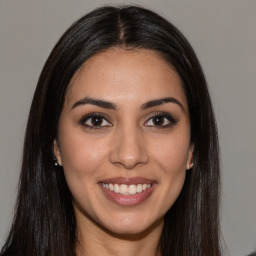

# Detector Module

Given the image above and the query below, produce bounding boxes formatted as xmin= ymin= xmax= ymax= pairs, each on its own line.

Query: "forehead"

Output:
xmin=65 ymin=48 xmax=187 ymax=110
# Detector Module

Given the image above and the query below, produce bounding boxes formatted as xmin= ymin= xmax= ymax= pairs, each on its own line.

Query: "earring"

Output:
xmin=189 ymin=162 xmax=194 ymax=169
xmin=53 ymin=156 xmax=59 ymax=167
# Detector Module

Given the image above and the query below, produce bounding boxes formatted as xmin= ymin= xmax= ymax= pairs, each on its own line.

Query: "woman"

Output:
xmin=1 ymin=5 xmax=221 ymax=256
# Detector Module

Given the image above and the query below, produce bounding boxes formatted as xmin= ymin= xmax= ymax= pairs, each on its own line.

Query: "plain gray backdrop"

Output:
xmin=0 ymin=1 xmax=255 ymax=255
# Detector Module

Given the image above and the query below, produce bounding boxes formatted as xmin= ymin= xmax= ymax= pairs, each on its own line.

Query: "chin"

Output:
xmin=98 ymin=213 xmax=164 ymax=238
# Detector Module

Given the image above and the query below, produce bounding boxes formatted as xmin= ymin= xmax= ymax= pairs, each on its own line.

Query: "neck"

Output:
xmin=75 ymin=211 xmax=163 ymax=256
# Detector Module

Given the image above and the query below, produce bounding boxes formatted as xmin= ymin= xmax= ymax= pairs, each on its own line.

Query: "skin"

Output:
xmin=54 ymin=48 xmax=193 ymax=256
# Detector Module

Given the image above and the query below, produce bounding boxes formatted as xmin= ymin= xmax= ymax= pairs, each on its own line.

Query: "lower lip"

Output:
xmin=99 ymin=183 xmax=156 ymax=206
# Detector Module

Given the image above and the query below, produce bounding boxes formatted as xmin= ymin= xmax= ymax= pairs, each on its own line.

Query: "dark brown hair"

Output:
xmin=1 ymin=5 xmax=221 ymax=256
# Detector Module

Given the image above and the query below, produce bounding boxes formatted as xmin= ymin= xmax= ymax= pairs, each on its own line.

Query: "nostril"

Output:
xmin=108 ymin=129 xmax=149 ymax=169
xmin=109 ymin=148 xmax=149 ymax=169
xmin=111 ymin=159 xmax=145 ymax=170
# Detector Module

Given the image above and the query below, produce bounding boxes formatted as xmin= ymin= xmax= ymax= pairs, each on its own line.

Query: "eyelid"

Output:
xmin=79 ymin=112 xmax=112 ymax=128
xmin=144 ymin=112 xmax=178 ymax=127
xmin=79 ymin=111 xmax=178 ymax=130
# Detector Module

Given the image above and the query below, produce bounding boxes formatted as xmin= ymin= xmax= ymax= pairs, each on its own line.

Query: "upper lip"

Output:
xmin=99 ymin=176 xmax=156 ymax=185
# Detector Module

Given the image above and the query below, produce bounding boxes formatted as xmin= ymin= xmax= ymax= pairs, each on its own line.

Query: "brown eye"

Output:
xmin=90 ymin=116 xmax=103 ymax=126
xmin=80 ymin=113 xmax=112 ymax=129
xmin=152 ymin=116 xmax=165 ymax=126
xmin=145 ymin=113 xmax=177 ymax=128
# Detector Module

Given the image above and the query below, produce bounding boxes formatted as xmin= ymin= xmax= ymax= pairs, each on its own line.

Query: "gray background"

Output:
xmin=0 ymin=0 xmax=255 ymax=255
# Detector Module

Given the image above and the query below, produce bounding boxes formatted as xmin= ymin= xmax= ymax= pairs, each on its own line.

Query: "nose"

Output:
xmin=109 ymin=126 xmax=149 ymax=170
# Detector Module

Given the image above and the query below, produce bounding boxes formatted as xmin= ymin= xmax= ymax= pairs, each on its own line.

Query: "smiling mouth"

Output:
xmin=100 ymin=183 xmax=152 ymax=195
xmin=98 ymin=177 xmax=156 ymax=206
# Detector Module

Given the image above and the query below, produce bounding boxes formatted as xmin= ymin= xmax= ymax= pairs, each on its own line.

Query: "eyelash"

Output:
xmin=145 ymin=112 xmax=178 ymax=128
xmin=79 ymin=112 xmax=178 ymax=130
xmin=80 ymin=113 xmax=111 ymax=129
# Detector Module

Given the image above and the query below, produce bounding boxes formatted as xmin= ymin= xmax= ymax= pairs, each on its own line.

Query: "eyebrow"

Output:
xmin=72 ymin=97 xmax=184 ymax=111
xmin=72 ymin=97 xmax=118 ymax=110
xmin=141 ymin=97 xmax=184 ymax=111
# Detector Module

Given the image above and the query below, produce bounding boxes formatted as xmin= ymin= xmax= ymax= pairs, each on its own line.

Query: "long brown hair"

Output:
xmin=1 ymin=5 xmax=221 ymax=256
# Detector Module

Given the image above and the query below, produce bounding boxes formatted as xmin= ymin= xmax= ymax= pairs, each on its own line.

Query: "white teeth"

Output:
xmin=101 ymin=183 xmax=152 ymax=195
xmin=142 ymin=184 xmax=147 ymax=190
xmin=136 ymin=184 xmax=142 ymax=193
xmin=109 ymin=184 xmax=114 ymax=191
xmin=120 ymin=184 xmax=128 ymax=194
xmin=128 ymin=185 xmax=137 ymax=195
xmin=114 ymin=184 xmax=120 ymax=193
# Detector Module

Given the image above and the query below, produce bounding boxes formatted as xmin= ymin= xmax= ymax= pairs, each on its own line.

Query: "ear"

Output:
xmin=53 ymin=139 xmax=63 ymax=166
xmin=186 ymin=144 xmax=194 ymax=170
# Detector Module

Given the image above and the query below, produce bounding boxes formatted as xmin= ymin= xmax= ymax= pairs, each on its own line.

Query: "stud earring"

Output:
xmin=53 ymin=156 xmax=59 ymax=167
xmin=189 ymin=162 xmax=194 ymax=169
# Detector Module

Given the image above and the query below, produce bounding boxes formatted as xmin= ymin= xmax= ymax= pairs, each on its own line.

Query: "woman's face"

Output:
xmin=54 ymin=48 xmax=193 ymax=235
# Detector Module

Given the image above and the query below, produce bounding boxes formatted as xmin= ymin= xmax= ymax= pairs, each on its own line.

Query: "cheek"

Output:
xmin=148 ymin=131 xmax=190 ymax=203
xmin=149 ymin=135 xmax=189 ymax=212
xmin=59 ymin=133 xmax=110 ymax=213
xmin=149 ymin=133 xmax=190 ymax=172
xmin=58 ymin=129 xmax=109 ymax=183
